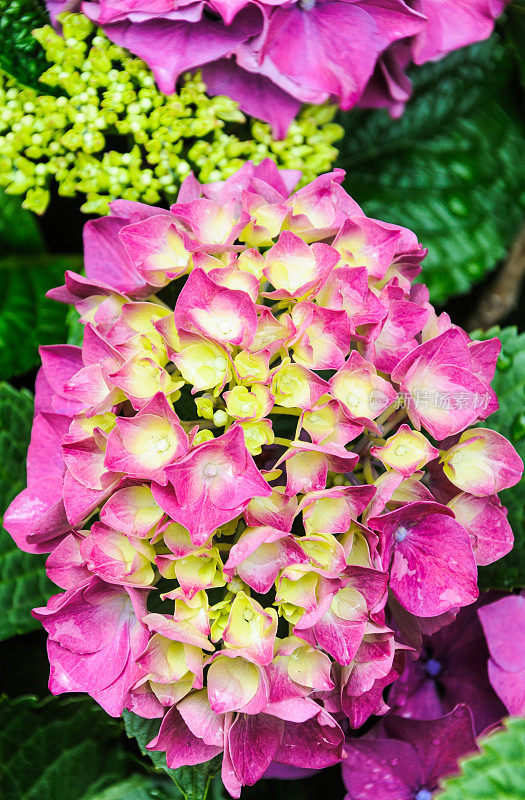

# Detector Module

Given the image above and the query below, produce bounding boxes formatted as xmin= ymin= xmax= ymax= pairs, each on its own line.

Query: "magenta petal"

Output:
xmin=448 ymin=493 xmax=513 ymax=566
xmin=147 ymin=706 xmax=222 ymax=768
xmin=261 ymin=3 xmax=378 ymax=107
xmin=4 ymin=486 xmax=70 ymax=554
xmin=487 ymin=659 xmax=525 ymax=717
xmin=275 ymin=710 xmax=343 ymax=769
xmin=478 ymin=595 xmax=525 ymax=673
xmin=478 ymin=594 xmax=525 ymax=715
xmin=413 ymin=0 xmax=502 ymax=64
xmin=369 ymin=502 xmax=478 ymax=616
xmin=34 ymin=578 xmax=149 ymax=716
xmin=201 ymin=59 xmax=301 ymax=139
xmin=381 ymin=705 xmax=477 ymax=787
xmin=342 ymin=738 xmax=418 ymax=800
xmin=83 ymin=216 xmax=148 ymax=295
xmin=309 ymin=611 xmax=367 ymax=665
xmin=105 ymin=16 xmax=257 ymax=95
xmin=46 ymin=533 xmax=91 ymax=589
xmin=228 ymin=713 xmax=284 ymax=786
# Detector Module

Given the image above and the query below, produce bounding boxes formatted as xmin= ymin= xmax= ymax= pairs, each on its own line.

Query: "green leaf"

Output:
xmin=0 ymin=191 xmax=80 ymax=380
xmin=0 ymin=0 xmax=50 ymax=89
xmin=86 ymin=775 xmax=181 ymax=800
xmin=0 ymin=695 xmax=132 ymax=800
xmin=122 ymin=711 xmax=222 ymax=800
xmin=437 ymin=717 xmax=525 ymax=800
xmin=471 ymin=327 xmax=525 ymax=590
xmin=336 ymin=39 xmax=525 ymax=304
xmin=0 ymin=384 xmax=53 ymax=640
xmin=0 ymin=253 xmax=81 ymax=380
xmin=0 ymin=189 xmax=43 ymax=253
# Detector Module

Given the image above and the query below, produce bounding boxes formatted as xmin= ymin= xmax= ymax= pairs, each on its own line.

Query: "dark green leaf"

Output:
xmin=0 ymin=0 xmax=50 ymax=89
xmin=0 ymin=253 xmax=81 ymax=380
xmin=0 ymin=190 xmax=43 ymax=253
xmin=337 ymin=39 xmax=525 ymax=304
xmin=472 ymin=327 xmax=525 ymax=590
xmin=0 ymin=191 xmax=80 ymax=380
xmin=506 ymin=0 xmax=525 ymax=88
xmin=86 ymin=774 xmax=181 ymax=800
xmin=438 ymin=717 xmax=525 ymax=800
xmin=0 ymin=695 xmax=132 ymax=800
xmin=122 ymin=711 xmax=222 ymax=800
xmin=0 ymin=384 xmax=52 ymax=640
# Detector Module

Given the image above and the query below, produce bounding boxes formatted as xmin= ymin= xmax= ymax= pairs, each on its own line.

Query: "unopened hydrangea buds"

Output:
xmin=5 ymin=162 xmax=522 ymax=796
xmin=0 ymin=15 xmax=342 ymax=215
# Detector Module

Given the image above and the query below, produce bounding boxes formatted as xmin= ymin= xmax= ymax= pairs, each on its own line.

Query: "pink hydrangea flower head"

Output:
xmin=45 ymin=0 xmax=507 ymax=134
xmin=4 ymin=163 xmax=521 ymax=794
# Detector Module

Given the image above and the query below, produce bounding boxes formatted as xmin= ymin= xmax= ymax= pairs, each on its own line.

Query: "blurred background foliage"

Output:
xmin=0 ymin=1 xmax=525 ymax=799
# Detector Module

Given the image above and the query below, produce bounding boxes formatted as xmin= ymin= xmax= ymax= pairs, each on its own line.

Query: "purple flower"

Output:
xmin=342 ymin=705 xmax=477 ymax=800
xmin=388 ymin=601 xmax=506 ymax=734
xmin=46 ymin=0 xmax=506 ymax=133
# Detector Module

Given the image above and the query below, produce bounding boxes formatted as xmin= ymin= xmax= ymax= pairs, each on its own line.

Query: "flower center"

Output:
xmin=425 ymin=658 xmax=442 ymax=678
xmin=300 ymin=0 xmax=316 ymax=8
xmin=394 ymin=526 xmax=408 ymax=542
xmin=155 ymin=436 xmax=171 ymax=454
xmin=203 ymin=463 xmax=219 ymax=480
xmin=415 ymin=791 xmax=432 ymax=800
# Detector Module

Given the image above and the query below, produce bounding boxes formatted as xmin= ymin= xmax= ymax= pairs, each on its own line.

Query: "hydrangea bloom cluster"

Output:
xmin=5 ymin=163 xmax=522 ymax=796
xmin=45 ymin=0 xmax=508 ymax=133
xmin=0 ymin=14 xmax=341 ymax=215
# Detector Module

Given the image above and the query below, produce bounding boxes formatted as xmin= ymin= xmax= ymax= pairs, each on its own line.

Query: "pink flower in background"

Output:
xmin=4 ymin=163 xmax=521 ymax=795
xmin=478 ymin=593 xmax=525 ymax=716
xmin=342 ymin=705 xmax=478 ymax=800
xmin=388 ymin=600 xmax=506 ymax=735
xmin=45 ymin=0 xmax=507 ymax=133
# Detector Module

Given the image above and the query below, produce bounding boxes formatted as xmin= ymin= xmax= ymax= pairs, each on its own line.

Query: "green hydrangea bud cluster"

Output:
xmin=0 ymin=13 xmax=343 ymax=215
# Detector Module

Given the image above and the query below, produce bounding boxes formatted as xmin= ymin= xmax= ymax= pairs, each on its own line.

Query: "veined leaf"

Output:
xmin=0 ymin=695 xmax=131 ymax=800
xmin=337 ymin=39 xmax=525 ymax=304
